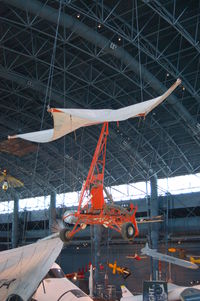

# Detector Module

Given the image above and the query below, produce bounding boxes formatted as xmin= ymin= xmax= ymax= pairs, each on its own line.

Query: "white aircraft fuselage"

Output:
xmin=32 ymin=263 xmax=93 ymax=301
xmin=168 ymin=284 xmax=200 ymax=301
xmin=120 ymin=283 xmax=200 ymax=301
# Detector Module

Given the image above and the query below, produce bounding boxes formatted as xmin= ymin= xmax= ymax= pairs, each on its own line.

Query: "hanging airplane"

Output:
xmin=0 ymin=169 xmax=23 ymax=191
xmin=190 ymin=257 xmax=200 ymax=265
xmin=32 ymin=263 xmax=93 ymax=301
xmin=120 ymin=283 xmax=200 ymax=301
xmin=126 ymin=254 xmax=144 ymax=261
xmin=108 ymin=261 xmax=131 ymax=279
xmin=65 ymin=271 xmax=85 ymax=280
xmin=141 ymin=243 xmax=198 ymax=269
xmin=136 ymin=215 xmax=163 ymax=224
xmin=168 ymin=247 xmax=200 ymax=265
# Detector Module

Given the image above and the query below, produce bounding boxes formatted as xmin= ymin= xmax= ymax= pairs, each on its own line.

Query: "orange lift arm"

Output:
xmin=77 ymin=122 xmax=109 ymax=213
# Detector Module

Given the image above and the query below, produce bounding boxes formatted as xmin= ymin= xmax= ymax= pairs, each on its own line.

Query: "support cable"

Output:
xmin=46 ymin=0 xmax=63 ymax=107
xmin=135 ymin=0 xmax=143 ymax=102
xmin=63 ymin=12 xmax=66 ymax=198
xmin=31 ymin=0 xmax=63 ymax=189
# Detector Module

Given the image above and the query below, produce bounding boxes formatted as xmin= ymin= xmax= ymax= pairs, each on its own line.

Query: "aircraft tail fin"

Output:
xmin=190 ymin=256 xmax=195 ymax=263
xmin=141 ymin=243 xmax=150 ymax=254
xmin=121 ymin=285 xmax=133 ymax=298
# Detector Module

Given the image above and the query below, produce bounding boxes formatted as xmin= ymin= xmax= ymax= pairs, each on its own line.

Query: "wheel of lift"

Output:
xmin=80 ymin=223 xmax=87 ymax=230
xmin=121 ymin=222 xmax=135 ymax=240
xmin=59 ymin=228 xmax=71 ymax=243
xmin=6 ymin=295 xmax=23 ymax=301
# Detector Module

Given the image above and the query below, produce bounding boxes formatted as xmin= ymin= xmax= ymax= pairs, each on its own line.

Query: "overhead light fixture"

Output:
xmin=97 ymin=24 xmax=101 ymax=29
xmin=118 ymin=37 xmax=122 ymax=41
xmin=2 ymin=180 xmax=9 ymax=191
xmin=77 ymin=13 xmax=80 ymax=19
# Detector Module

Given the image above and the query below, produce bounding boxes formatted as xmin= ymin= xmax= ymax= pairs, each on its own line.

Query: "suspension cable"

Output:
xmin=32 ymin=0 xmax=63 ymax=189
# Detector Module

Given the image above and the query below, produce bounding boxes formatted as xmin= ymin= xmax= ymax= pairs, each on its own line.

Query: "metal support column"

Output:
xmin=49 ymin=191 xmax=56 ymax=234
xmin=12 ymin=193 xmax=19 ymax=248
xmin=150 ymin=174 xmax=159 ymax=280
xmin=94 ymin=225 xmax=102 ymax=290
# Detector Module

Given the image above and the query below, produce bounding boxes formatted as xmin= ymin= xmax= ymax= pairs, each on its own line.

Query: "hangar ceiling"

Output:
xmin=0 ymin=0 xmax=200 ymax=199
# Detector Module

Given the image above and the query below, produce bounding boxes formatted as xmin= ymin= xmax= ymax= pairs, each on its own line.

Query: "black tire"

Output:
xmin=6 ymin=295 xmax=23 ymax=301
xmin=121 ymin=222 xmax=135 ymax=240
xmin=59 ymin=228 xmax=71 ymax=243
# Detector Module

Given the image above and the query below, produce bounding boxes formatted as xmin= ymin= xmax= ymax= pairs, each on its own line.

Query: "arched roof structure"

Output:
xmin=0 ymin=0 xmax=200 ymax=198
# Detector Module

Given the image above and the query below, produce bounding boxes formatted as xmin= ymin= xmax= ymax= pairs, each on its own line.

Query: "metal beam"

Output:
xmin=0 ymin=66 xmax=156 ymax=180
xmin=3 ymin=0 xmax=200 ymax=141
xmin=12 ymin=193 xmax=19 ymax=248
xmin=150 ymin=175 xmax=159 ymax=280
xmin=65 ymin=0 xmax=200 ymax=105
xmin=49 ymin=190 xmax=56 ymax=234
xmin=0 ymin=16 xmax=196 ymax=176
xmin=143 ymin=0 xmax=200 ymax=54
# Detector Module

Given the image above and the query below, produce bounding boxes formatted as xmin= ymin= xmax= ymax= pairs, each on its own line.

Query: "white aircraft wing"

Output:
xmin=0 ymin=234 xmax=63 ymax=301
xmin=9 ymin=79 xmax=181 ymax=143
xmin=141 ymin=243 xmax=198 ymax=269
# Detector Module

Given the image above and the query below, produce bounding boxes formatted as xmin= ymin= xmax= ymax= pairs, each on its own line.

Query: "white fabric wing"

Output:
xmin=12 ymin=128 xmax=54 ymax=143
xmin=9 ymin=79 xmax=181 ymax=143
xmin=0 ymin=234 xmax=63 ymax=301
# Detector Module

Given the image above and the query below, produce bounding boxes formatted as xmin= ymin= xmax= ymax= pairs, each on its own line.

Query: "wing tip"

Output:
xmin=8 ymin=135 xmax=17 ymax=140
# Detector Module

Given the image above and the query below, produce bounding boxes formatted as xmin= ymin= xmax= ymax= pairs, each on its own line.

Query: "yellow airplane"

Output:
xmin=190 ymin=257 xmax=200 ymax=264
xmin=168 ymin=248 xmax=200 ymax=264
xmin=107 ymin=261 xmax=131 ymax=279
xmin=0 ymin=169 xmax=23 ymax=191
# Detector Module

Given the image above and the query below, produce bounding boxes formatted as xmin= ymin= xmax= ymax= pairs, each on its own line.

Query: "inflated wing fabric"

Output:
xmin=0 ymin=235 xmax=63 ymax=301
xmin=11 ymin=128 xmax=54 ymax=143
xmin=9 ymin=79 xmax=181 ymax=143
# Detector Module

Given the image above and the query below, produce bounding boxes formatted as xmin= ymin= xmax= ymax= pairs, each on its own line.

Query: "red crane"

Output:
xmin=60 ymin=122 xmax=139 ymax=242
